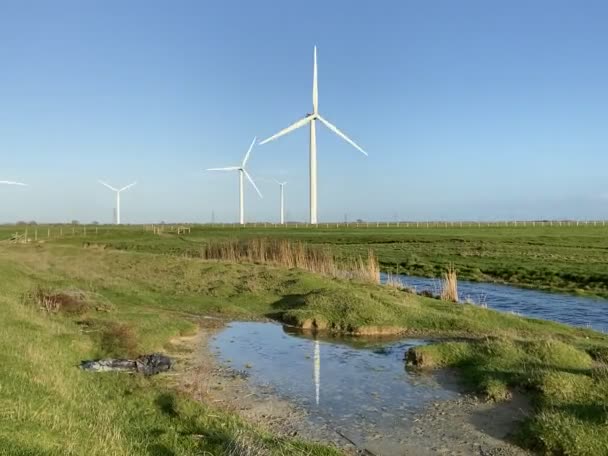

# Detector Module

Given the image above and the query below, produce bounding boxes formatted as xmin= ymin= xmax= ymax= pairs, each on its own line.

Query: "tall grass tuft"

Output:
xmin=384 ymin=272 xmax=410 ymax=291
xmin=201 ymin=239 xmax=380 ymax=284
xmin=440 ymin=265 xmax=459 ymax=302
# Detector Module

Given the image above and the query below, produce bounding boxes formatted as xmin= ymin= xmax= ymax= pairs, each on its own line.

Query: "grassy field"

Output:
xmin=5 ymin=222 xmax=606 ymax=297
xmin=0 ymin=244 xmax=342 ymax=456
xmin=2 ymin=226 xmax=608 ymax=454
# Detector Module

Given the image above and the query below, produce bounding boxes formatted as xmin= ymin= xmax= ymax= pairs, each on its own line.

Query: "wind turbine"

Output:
xmin=207 ymin=137 xmax=263 ymax=225
xmin=259 ymin=46 xmax=367 ymax=225
xmin=274 ymin=180 xmax=287 ymax=225
xmin=98 ymin=181 xmax=136 ymax=225
xmin=0 ymin=181 xmax=27 ymax=187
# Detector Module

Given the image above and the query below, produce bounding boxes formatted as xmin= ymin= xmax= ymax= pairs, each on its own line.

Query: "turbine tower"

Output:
xmin=98 ymin=181 xmax=136 ymax=225
xmin=207 ymin=137 xmax=263 ymax=225
xmin=275 ymin=180 xmax=287 ymax=225
xmin=259 ymin=46 xmax=367 ymax=224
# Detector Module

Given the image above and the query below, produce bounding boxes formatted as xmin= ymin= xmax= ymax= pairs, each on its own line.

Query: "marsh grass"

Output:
xmin=98 ymin=322 xmax=139 ymax=358
xmin=201 ymin=238 xmax=380 ymax=284
xmin=440 ymin=265 xmax=459 ymax=302
xmin=27 ymin=286 xmax=91 ymax=314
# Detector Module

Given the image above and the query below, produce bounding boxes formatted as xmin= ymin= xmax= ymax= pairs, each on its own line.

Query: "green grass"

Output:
xmin=2 ymin=237 xmax=608 ymax=454
xmin=5 ymin=222 xmax=607 ymax=297
xmin=0 ymin=244 xmax=341 ymax=456
xmin=407 ymin=338 xmax=608 ymax=454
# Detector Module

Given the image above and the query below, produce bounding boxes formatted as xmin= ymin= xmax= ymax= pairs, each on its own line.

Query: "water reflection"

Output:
xmin=313 ymin=339 xmax=320 ymax=405
xmin=212 ymin=322 xmax=456 ymax=453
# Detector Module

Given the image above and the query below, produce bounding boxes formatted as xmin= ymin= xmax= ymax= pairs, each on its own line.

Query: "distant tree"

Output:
xmin=28 ymin=221 xmax=37 ymax=225
xmin=71 ymin=220 xmax=80 ymax=225
xmin=356 ymin=219 xmax=364 ymax=223
xmin=91 ymin=221 xmax=100 ymax=225
xmin=16 ymin=221 xmax=27 ymax=226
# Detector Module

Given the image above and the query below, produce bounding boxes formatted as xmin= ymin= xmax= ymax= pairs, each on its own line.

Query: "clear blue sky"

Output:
xmin=1 ymin=0 xmax=607 ymax=223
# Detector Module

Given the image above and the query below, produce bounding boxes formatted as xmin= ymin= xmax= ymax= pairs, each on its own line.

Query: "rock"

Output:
xmin=406 ymin=347 xmax=434 ymax=367
xmin=80 ymin=353 xmax=172 ymax=376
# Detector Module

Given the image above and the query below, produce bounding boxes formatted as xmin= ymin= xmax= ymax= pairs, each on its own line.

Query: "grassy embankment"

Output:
xmin=7 ymin=223 xmax=606 ymax=297
xmin=0 ymin=244 xmax=341 ymax=456
xmin=2 ymin=227 xmax=608 ymax=454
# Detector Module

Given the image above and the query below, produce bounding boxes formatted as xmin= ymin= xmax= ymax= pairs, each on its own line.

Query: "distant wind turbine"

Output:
xmin=0 ymin=181 xmax=27 ymax=186
xmin=274 ymin=180 xmax=287 ymax=225
xmin=259 ymin=46 xmax=367 ymax=225
xmin=98 ymin=181 xmax=136 ymax=225
xmin=207 ymin=137 xmax=263 ymax=225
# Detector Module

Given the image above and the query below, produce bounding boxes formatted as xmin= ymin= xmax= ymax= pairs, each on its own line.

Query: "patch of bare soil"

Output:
xmin=394 ymin=393 xmax=531 ymax=456
xmin=169 ymin=320 xmax=532 ymax=456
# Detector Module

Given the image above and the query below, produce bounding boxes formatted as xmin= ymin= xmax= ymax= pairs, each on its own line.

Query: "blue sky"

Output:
xmin=1 ymin=0 xmax=607 ymax=223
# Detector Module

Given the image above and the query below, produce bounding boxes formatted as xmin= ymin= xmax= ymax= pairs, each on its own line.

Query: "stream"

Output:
xmin=386 ymin=273 xmax=608 ymax=333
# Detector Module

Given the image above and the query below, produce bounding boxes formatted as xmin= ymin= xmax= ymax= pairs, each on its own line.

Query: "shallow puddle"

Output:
xmin=211 ymin=321 xmax=457 ymax=453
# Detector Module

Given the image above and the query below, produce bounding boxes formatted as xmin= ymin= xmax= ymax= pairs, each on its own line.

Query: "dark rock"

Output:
xmin=80 ymin=353 xmax=172 ymax=376
xmin=135 ymin=353 xmax=172 ymax=375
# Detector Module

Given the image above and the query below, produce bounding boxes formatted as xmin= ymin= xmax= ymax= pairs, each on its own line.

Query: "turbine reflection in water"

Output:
xmin=313 ymin=339 xmax=320 ymax=405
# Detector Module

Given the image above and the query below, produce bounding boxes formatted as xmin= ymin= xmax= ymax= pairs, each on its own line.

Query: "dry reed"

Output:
xmin=440 ymin=265 xmax=459 ymax=302
xmin=201 ymin=239 xmax=380 ymax=284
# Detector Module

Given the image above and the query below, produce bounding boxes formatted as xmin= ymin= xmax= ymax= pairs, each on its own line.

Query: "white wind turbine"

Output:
xmin=259 ymin=46 xmax=367 ymax=225
xmin=98 ymin=180 xmax=136 ymax=225
xmin=207 ymin=137 xmax=263 ymax=225
xmin=274 ymin=180 xmax=287 ymax=225
xmin=0 ymin=181 xmax=27 ymax=187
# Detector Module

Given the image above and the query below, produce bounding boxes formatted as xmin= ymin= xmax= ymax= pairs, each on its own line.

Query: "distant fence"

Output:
xmin=4 ymin=220 xmax=608 ymax=243
xmin=173 ymin=220 xmax=608 ymax=229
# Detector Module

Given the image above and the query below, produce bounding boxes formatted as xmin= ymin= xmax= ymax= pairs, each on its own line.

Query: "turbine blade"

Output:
xmin=312 ymin=46 xmax=318 ymax=113
xmin=259 ymin=115 xmax=314 ymax=145
xmin=242 ymin=136 xmax=257 ymax=167
xmin=98 ymin=180 xmax=118 ymax=192
xmin=0 ymin=181 xmax=27 ymax=186
xmin=317 ymin=115 xmax=367 ymax=156
xmin=120 ymin=182 xmax=137 ymax=192
xmin=206 ymin=166 xmax=240 ymax=171
xmin=243 ymin=170 xmax=263 ymax=199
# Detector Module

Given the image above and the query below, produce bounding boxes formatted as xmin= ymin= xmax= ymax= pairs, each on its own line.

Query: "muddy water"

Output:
xmin=211 ymin=321 xmax=458 ymax=454
xmin=386 ymin=273 xmax=608 ymax=333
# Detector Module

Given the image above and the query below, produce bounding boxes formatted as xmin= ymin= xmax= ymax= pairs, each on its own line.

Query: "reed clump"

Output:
xmin=201 ymin=238 xmax=380 ymax=284
xmin=440 ymin=265 xmax=459 ymax=302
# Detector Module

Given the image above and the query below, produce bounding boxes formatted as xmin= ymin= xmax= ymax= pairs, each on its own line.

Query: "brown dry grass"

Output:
xmin=440 ymin=265 xmax=459 ymax=302
xmin=201 ymin=238 xmax=380 ymax=284
xmin=98 ymin=322 xmax=139 ymax=358
xmin=28 ymin=286 xmax=91 ymax=314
